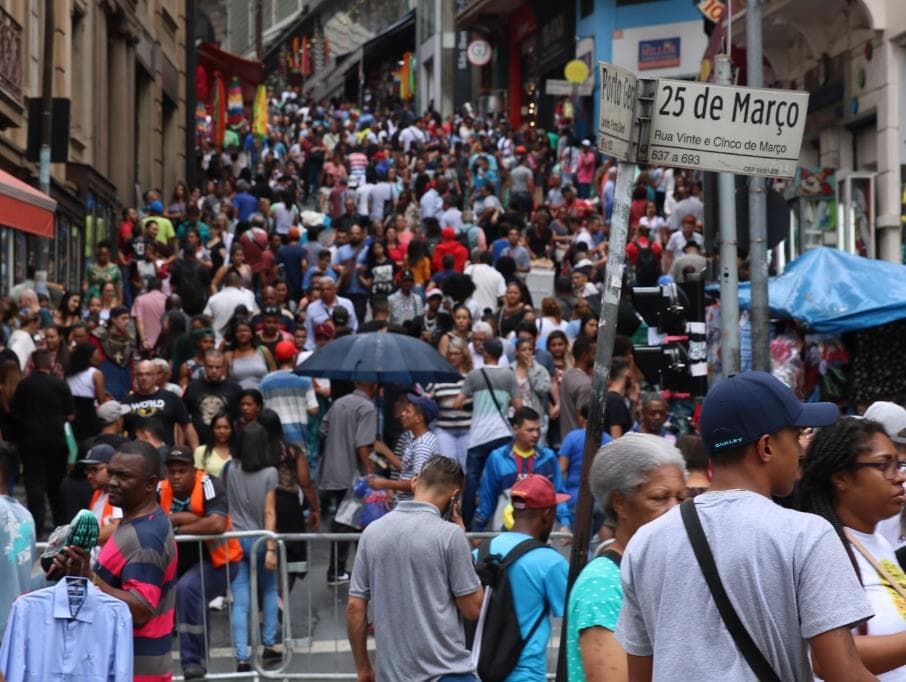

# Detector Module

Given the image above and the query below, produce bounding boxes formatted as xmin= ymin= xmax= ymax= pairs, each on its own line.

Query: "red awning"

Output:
xmin=196 ymin=42 xmax=265 ymax=104
xmin=0 ymin=169 xmax=55 ymax=238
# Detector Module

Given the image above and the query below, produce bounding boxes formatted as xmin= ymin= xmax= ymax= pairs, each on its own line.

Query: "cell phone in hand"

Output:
xmin=443 ymin=493 xmax=460 ymax=522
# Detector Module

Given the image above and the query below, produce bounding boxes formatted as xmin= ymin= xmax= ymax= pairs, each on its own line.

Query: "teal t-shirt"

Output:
xmin=565 ymin=555 xmax=623 ymax=682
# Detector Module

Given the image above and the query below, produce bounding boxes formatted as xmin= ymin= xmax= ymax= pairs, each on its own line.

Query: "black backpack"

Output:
xmin=633 ymin=239 xmax=660 ymax=286
xmin=467 ymin=538 xmax=549 ymax=682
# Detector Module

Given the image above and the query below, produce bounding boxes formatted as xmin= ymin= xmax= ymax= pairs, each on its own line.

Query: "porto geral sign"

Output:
xmin=597 ymin=62 xmax=639 ymax=161
xmin=648 ymin=79 xmax=809 ymax=177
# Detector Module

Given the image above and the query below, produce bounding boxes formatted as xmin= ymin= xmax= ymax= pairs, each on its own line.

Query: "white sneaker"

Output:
xmin=208 ymin=596 xmax=226 ymax=610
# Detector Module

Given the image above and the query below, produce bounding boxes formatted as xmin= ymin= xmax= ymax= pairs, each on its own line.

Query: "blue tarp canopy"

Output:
xmin=737 ymin=247 xmax=906 ymax=334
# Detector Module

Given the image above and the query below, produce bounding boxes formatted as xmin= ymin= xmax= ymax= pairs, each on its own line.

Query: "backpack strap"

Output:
xmin=501 ymin=538 xmax=550 ymax=645
xmin=500 ymin=537 xmax=548 ymax=570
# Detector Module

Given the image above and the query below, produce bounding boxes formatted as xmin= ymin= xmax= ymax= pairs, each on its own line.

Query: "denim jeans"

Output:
xmin=463 ymin=436 xmax=512 ymax=530
xmin=437 ymin=674 xmax=479 ymax=681
xmin=230 ymin=536 xmax=279 ymax=662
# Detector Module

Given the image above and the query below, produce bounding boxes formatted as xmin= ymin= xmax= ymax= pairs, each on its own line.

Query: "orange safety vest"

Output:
xmin=88 ymin=489 xmax=120 ymax=543
xmin=159 ymin=471 xmax=243 ymax=568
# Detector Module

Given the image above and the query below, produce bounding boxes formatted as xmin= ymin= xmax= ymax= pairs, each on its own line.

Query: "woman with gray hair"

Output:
xmin=564 ymin=433 xmax=687 ymax=681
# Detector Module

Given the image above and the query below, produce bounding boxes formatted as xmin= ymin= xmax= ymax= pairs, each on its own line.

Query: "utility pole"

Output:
xmin=35 ymin=0 xmax=55 ymax=296
xmin=715 ymin=51 xmax=740 ymax=376
xmin=746 ymin=0 xmax=770 ymax=371
xmin=255 ymin=0 xmax=264 ymax=60
xmin=185 ymin=0 xmax=197 ymax=191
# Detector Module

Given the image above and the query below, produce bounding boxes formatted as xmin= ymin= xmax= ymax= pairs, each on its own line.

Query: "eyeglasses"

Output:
xmin=852 ymin=459 xmax=906 ymax=480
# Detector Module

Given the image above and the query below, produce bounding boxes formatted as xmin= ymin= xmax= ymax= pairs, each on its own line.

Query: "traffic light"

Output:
xmin=631 ymin=281 xmax=708 ymax=397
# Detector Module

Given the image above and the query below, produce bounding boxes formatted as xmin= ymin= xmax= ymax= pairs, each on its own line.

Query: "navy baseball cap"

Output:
xmin=700 ymin=371 xmax=838 ymax=454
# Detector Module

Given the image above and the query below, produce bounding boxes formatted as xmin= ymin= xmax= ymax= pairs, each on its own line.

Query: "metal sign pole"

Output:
xmin=714 ymin=53 xmax=740 ymax=376
xmin=746 ymin=0 xmax=770 ymax=371
xmin=556 ymin=63 xmax=649 ymax=681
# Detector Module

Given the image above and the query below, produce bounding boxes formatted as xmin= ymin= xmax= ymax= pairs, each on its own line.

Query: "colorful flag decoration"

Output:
xmin=252 ymin=84 xmax=268 ymax=139
xmin=227 ymin=77 xmax=244 ymax=126
xmin=212 ymin=70 xmax=226 ymax=148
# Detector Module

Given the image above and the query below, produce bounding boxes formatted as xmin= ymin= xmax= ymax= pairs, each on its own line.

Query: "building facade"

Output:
xmin=0 ymin=0 xmax=188 ymax=295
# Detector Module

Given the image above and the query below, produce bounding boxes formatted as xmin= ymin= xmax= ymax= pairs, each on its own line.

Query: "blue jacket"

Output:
xmin=474 ymin=443 xmax=571 ymax=530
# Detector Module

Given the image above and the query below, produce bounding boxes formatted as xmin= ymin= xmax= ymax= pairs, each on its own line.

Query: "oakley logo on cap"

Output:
xmin=712 ymin=436 xmax=745 ymax=450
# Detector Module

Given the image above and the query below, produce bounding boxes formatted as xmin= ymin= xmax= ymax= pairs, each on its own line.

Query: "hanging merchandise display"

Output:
xmin=227 ymin=77 xmax=244 ymax=127
xmin=301 ymin=36 xmax=312 ymax=77
xmin=0 ymin=577 xmax=133 ymax=681
xmin=252 ymin=84 xmax=269 ymax=139
xmin=195 ymin=101 xmax=210 ymax=147
xmin=211 ymin=71 xmax=227 ymax=148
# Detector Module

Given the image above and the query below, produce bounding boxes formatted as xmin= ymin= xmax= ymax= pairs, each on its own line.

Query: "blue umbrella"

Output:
xmin=295 ymin=332 xmax=463 ymax=383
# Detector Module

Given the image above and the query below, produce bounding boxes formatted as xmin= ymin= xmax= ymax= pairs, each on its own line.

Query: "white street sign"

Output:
xmin=546 ymin=79 xmax=594 ymax=97
xmin=648 ymin=79 xmax=809 ymax=177
xmin=597 ymin=62 xmax=639 ymax=161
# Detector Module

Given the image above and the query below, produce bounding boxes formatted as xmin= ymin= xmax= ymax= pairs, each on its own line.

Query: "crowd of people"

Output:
xmin=0 ymin=91 xmax=901 ymax=682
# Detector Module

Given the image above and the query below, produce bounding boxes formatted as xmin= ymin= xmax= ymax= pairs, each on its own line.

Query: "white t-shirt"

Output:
xmin=617 ymin=490 xmax=873 ymax=681
xmin=355 ymin=183 xmax=374 ymax=216
xmin=203 ymin=286 xmax=260 ymax=344
xmin=464 ymin=263 xmax=506 ymax=315
xmin=665 ymin=230 xmax=704 ymax=259
xmin=847 ymin=527 xmax=906 ymax=681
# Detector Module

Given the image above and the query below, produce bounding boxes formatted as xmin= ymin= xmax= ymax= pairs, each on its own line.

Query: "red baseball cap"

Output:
xmin=510 ymin=474 xmax=570 ymax=510
xmin=274 ymin=340 xmax=297 ymax=363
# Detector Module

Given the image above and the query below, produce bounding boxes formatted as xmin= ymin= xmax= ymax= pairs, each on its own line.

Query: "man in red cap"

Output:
xmin=472 ymin=474 xmax=569 ymax=680
xmin=259 ymin=340 xmax=318 ymax=452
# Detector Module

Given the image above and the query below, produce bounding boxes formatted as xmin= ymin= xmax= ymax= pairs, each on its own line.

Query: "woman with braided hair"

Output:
xmin=797 ymin=416 xmax=906 ymax=679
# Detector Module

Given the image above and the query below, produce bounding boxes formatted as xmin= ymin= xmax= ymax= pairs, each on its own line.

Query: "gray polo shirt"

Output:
xmin=350 ymin=501 xmax=480 ymax=681
xmin=318 ymin=389 xmax=377 ymax=491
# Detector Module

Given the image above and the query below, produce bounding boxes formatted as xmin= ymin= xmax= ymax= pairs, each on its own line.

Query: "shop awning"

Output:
xmin=0 ymin=169 xmax=55 ymax=238
xmin=737 ymin=247 xmax=906 ymax=333
xmin=196 ymin=42 xmax=265 ymax=104
xmin=362 ymin=9 xmax=415 ymax=57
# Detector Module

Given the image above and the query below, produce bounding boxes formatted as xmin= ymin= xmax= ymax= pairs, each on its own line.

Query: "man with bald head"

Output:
xmin=122 ymin=359 xmax=198 ymax=448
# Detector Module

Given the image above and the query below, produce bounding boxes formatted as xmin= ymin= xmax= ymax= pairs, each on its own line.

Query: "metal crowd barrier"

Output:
xmin=37 ymin=530 xmax=570 ymax=680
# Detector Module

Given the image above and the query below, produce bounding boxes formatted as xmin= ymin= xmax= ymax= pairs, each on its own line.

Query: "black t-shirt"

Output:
xmin=122 ymin=389 xmax=190 ymax=445
xmin=368 ymin=260 xmax=397 ymax=296
xmin=526 ymin=227 xmax=553 ymax=257
xmin=182 ymin=378 xmax=242 ymax=444
xmin=603 ymin=391 xmax=633 ymax=435
xmin=11 ymin=372 xmax=75 ymax=449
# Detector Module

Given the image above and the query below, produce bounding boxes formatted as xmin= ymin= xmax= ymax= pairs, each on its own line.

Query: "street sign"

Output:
xmin=565 ymin=59 xmax=590 ymax=84
xmin=467 ymin=40 xmax=491 ymax=67
xmin=597 ymin=61 xmax=639 ymax=161
xmin=546 ymin=79 xmax=593 ymax=97
xmin=648 ymin=79 xmax=809 ymax=177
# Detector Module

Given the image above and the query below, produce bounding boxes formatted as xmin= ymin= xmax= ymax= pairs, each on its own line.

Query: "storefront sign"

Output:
xmin=597 ymin=62 xmax=639 ymax=161
xmin=697 ymin=0 xmax=726 ymax=22
xmin=454 ymin=31 xmax=471 ymax=110
xmin=639 ymin=38 xmax=681 ymax=71
xmin=648 ymin=79 xmax=809 ymax=177
xmin=546 ymin=79 xmax=593 ymax=97
xmin=536 ymin=3 xmax=576 ymax=76
xmin=467 ymin=39 xmax=491 ymax=67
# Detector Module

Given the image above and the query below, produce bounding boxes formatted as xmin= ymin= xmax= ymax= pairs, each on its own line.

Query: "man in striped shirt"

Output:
xmin=369 ymin=393 xmax=442 ymax=501
xmin=59 ymin=440 xmax=177 ymax=682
